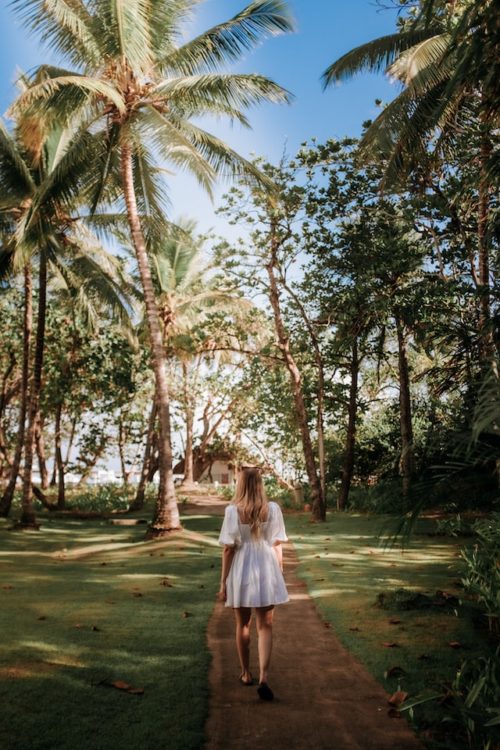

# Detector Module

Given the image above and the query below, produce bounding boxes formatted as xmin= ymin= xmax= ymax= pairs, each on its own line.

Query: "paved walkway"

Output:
xmin=205 ymin=543 xmax=423 ymax=750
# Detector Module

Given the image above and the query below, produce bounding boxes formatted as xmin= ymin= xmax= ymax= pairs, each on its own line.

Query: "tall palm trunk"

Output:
xmin=129 ymin=396 xmax=157 ymax=512
xmin=0 ymin=264 xmax=32 ymax=517
xmin=395 ymin=313 xmax=414 ymax=497
xmin=338 ymin=335 xmax=359 ymax=510
xmin=120 ymin=142 xmax=180 ymax=535
xmin=19 ymin=249 xmax=48 ymax=528
xmin=266 ymin=227 xmax=325 ymax=521
xmin=54 ymin=401 xmax=65 ymax=509
xmin=180 ymin=362 xmax=196 ymax=489
xmin=35 ymin=413 xmax=49 ymax=489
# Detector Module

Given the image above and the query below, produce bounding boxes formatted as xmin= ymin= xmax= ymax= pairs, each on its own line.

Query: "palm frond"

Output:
xmin=162 ymin=0 xmax=295 ymax=75
xmin=11 ymin=0 xmax=101 ymax=69
xmin=322 ymin=27 xmax=439 ymax=88
xmin=138 ymin=107 xmax=216 ymax=196
xmin=99 ymin=0 xmax=154 ymax=74
xmin=8 ymin=74 xmax=125 ymax=121
xmin=164 ymin=115 xmax=276 ymax=192
xmin=154 ymin=73 xmax=292 ymax=112
xmin=0 ymin=118 xmax=36 ymax=200
xmin=387 ymin=33 xmax=449 ymax=86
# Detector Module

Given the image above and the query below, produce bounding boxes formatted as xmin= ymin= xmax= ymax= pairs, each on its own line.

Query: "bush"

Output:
xmin=60 ymin=484 xmax=133 ymax=513
xmin=461 ymin=514 xmax=500 ymax=639
xmin=403 ymin=648 xmax=500 ymax=750
xmin=345 ymin=479 xmax=404 ymax=514
xmin=436 ymin=514 xmax=475 ymax=537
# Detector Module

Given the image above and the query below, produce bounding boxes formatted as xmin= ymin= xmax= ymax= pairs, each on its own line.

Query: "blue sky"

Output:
xmin=0 ymin=0 xmax=401 ymax=234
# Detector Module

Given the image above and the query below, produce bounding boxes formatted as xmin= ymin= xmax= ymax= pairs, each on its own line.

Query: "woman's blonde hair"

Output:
xmin=232 ymin=467 xmax=268 ymax=537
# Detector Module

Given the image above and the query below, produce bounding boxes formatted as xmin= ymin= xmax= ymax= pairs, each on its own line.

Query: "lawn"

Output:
xmin=0 ymin=507 xmax=222 ymax=750
xmin=286 ymin=511 xmax=491 ymax=738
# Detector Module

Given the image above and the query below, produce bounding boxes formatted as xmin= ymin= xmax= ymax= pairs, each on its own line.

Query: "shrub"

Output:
xmin=461 ymin=514 xmax=500 ymax=639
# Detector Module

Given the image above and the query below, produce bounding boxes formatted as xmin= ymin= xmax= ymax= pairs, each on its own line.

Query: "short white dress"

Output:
xmin=218 ymin=502 xmax=289 ymax=608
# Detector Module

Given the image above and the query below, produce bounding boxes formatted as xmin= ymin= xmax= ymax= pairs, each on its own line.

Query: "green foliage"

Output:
xmin=436 ymin=514 xmax=475 ymax=537
xmin=402 ymin=649 xmax=500 ymax=750
xmin=461 ymin=515 xmax=500 ymax=638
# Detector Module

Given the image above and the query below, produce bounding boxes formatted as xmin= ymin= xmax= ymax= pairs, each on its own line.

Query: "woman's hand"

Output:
xmin=216 ymin=583 xmax=226 ymax=602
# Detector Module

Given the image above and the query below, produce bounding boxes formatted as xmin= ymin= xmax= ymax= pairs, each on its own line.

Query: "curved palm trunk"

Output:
xmin=129 ymin=396 xmax=157 ymax=512
xmin=0 ymin=264 xmax=32 ymax=517
xmin=120 ymin=143 xmax=180 ymax=536
xmin=266 ymin=229 xmax=325 ymax=521
xmin=395 ymin=313 xmax=414 ymax=497
xmin=338 ymin=336 xmax=359 ymax=511
xmin=19 ymin=249 xmax=48 ymax=529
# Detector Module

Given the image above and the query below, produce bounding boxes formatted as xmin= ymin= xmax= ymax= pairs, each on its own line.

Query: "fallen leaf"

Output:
xmin=388 ymin=618 xmax=401 ymax=625
xmin=315 ymin=578 xmax=325 ymax=582
xmin=384 ymin=666 xmax=407 ymax=679
xmin=382 ymin=642 xmax=399 ymax=648
xmin=323 ymin=623 xmax=331 ymax=629
xmin=74 ymin=623 xmax=83 ymax=629
xmin=417 ymin=654 xmax=431 ymax=661
xmin=349 ymin=626 xmax=360 ymax=632
xmin=133 ymin=592 xmax=143 ymax=598
xmin=160 ymin=579 xmax=173 ymax=587
xmin=449 ymin=641 xmax=462 ymax=649
xmin=388 ymin=690 xmax=408 ymax=707
xmin=100 ymin=562 xmax=107 ymax=566
xmin=2 ymin=585 xmax=14 ymax=590
xmin=314 ymin=555 xmax=321 ymax=559
xmin=107 ymin=680 xmax=144 ymax=695
xmin=112 ymin=680 xmax=131 ymax=690
xmin=37 ymin=616 xmax=46 ymax=621
xmin=92 ymin=625 xmax=101 ymax=632
xmin=182 ymin=611 xmax=192 ymax=618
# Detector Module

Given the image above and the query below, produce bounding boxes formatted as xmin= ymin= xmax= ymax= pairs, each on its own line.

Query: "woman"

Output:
xmin=218 ymin=467 xmax=289 ymax=701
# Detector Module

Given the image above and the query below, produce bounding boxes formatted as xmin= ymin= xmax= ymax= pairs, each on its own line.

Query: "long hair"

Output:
xmin=232 ymin=467 xmax=268 ymax=537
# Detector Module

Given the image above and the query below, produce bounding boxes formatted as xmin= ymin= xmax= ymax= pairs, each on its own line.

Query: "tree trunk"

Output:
xmin=395 ymin=314 xmax=414 ymax=497
xmin=266 ymin=226 xmax=325 ymax=521
xmin=35 ymin=413 xmax=49 ymax=489
xmin=54 ymin=401 xmax=65 ymax=509
xmin=129 ymin=396 xmax=157 ymax=512
xmin=478 ymin=113 xmax=493 ymax=360
xmin=0 ymin=264 xmax=32 ymax=517
xmin=338 ymin=336 xmax=359 ymax=510
xmin=180 ymin=362 xmax=196 ymax=489
xmin=19 ymin=249 xmax=48 ymax=529
xmin=120 ymin=142 xmax=180 ymax=536
xmin=118 ymin=416 xmax=129 ymax=485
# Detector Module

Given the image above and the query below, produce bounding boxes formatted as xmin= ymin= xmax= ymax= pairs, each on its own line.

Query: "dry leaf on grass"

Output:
xmin=449 ymin=641 xmax=462 ymax=648
xmin=388 ymin=690 xmax=408 ymax=707
xmin=182 ymin=611 xmax=192 ymax=618
xmin=388 ymin=618 xmax=401 ymax=624
xmin=104 ymin=680 xmax=144 ymax=695
xmin=349 ymin=626 xmax=360 ymax=632
xmin=382 ymin=642 xmax=399 ymax=648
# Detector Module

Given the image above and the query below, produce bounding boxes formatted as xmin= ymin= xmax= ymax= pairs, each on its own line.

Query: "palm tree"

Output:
xmin=151 ymin=220 xmax=246 ymax=488
xmin=322 ymin=0 xmax=497 ymax=358
xmin=10 ymin=0 xmax=294 ymax=536
xmin=0 ymin=116 xmax=134 ymax=524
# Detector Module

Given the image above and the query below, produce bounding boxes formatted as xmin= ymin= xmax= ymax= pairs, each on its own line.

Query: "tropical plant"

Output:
xmin=0 ymin=115 xmax=134 ymax=523
xmin=10 ymin=0 xmax=294 ymax=536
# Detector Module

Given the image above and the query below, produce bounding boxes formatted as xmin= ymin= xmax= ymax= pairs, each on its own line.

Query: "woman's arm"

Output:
xmin=273 ymin=541 xmax=283 ymax=572
xmin=218 ymin=545 xmax=235 ymax=600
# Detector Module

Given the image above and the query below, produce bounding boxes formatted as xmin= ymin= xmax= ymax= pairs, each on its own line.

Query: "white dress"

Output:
xmin=218 ymin=502 xmax=289 ymax=608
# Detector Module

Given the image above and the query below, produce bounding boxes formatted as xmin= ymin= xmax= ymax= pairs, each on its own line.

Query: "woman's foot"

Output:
xmin=257 ymin=682 xmax=274 ymax=701
xmin=239 ymin=671 xmax=253 ymax=686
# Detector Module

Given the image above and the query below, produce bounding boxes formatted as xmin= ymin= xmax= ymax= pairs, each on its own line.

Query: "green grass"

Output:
xmin=286 ymin=511 xmax=492 ymax=738
xmin=0 ymin=505 xmax=221 ymax=750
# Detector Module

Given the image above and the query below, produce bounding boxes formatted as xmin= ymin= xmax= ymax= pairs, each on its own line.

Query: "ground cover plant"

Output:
xmin=287 ymin=512 xmax=499 ymax=748
xmin=0 ymin=505 xmax=221 ymax=750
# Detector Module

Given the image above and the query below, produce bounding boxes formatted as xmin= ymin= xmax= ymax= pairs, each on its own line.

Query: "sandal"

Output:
xmin=239 ymin=673 xmax=253 ymax=686
xmin=257 ymin=682 xmax=274 ymax=701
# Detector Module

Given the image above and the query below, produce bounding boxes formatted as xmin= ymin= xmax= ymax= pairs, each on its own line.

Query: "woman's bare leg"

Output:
xmin=255 ymin=606 xmax=274 ymax=684
xmin=234 ymin=607 xmax=252 ymax=681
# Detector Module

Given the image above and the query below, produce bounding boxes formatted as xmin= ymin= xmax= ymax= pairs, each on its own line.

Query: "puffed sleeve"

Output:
xmin=268 ymin=502 xmax=288 ymax=544
xmin=218 ymin=504 xmax=241 ymax=547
